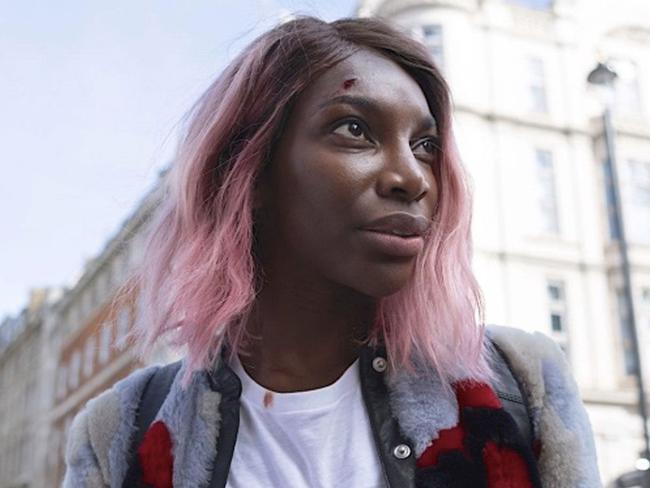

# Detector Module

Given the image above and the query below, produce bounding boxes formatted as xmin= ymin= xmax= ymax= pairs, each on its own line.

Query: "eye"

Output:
xmin=332 ymin=119 xmax=369 ymax=140
xmin=413 ymin=136 xmax=440 ymax=156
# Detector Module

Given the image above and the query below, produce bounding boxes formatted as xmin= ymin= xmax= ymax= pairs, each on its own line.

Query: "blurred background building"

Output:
xmin=40 ymin=183 xmax=172 ymax=487
xmin=0 ymin=289 xmax=61 ymax=487
xmin=0 ymin=184 xmax=173 ymax=487
xmin=0 ymin=0 xmax=649 ymax=486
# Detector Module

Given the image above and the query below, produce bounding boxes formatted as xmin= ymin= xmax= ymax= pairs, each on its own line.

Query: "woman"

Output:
xmin=64 ymin=17 xmax=600 ymax=488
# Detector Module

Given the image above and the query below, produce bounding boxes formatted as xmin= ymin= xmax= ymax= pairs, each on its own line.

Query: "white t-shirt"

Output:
xmin=226 ymin=355 xmax=388 ymax=488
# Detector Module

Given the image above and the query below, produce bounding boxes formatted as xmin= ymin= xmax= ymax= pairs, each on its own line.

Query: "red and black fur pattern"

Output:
xmin=415 ymin=382 xmax=542 ymax=488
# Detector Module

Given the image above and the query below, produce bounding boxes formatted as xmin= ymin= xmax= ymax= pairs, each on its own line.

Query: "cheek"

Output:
xmin=283 ymin=149 xmax=366 ymax=223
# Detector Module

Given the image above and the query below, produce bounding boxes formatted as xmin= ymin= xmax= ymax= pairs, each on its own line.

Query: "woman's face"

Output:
xmin=258 ymin=49 xmax=440 ymax=298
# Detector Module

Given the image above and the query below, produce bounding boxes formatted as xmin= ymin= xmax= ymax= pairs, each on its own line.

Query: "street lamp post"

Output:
xmin=587 ymin=61 xmax=650 ymax=487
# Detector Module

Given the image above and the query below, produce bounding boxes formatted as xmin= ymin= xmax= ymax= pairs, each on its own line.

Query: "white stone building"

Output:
xmin=38 ymin=180 xmax=181 ymax=487
xmin=357 ymin=0 xmax=650 ymax=484
xmin=0 ymin=176 xmax=176 ymax=487
xmin=0 ymin=289 xmax=61 ymax=488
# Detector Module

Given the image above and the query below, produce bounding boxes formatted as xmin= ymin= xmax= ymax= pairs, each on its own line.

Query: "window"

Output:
xmin=535 ymin=149 xmax=560 ymax=234
xmin=412 ymin=25 xmax=444 ymax=70
xmin=56 ymin=365 xmax=67 ymax=400
xmin=550 ymin=313 xmax=563 ymax=332
xmin=625 ymin=159 xmax=650 ymax=243
xmin=83 ymin=335 xmax=96 ymax=378
xmin=528 ymin=57 xmax=548 ymax=113
xmin=96 ymin=271 xmax=107 ymax=302
xmin=89 ymin=281 xmax=98 ymax=309
xmin=82 ymin=289 xmax=92 ymax=318
xmin=547 ymin=281 xmax=566 ymax=331
xmin=616 ymin=290 xmax=637 ymax=375
xmin=642 ymin=287 xmax=650 ymax=305
xmin=641 ymin=287 xmax=650 ymax=350
xmin=547 ymin=280 xmax=569 ymax=353
xmin=116 ymin=307 xmax=131 ymax=343
xmin=507 ymin=0 xmax=552 ymax=9
xmin=69 ymin=350 xmax=81 ymax=390
xmin=628 ymin=160 xmax=650 ymax=206
xmin=98 ymin=323 xmax=112 ymax=364
xmin=611 ymin=59 xmax=643 ymax=116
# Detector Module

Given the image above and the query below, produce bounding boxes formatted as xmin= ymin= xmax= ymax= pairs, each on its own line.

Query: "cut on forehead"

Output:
xmin=342 ymin=78 xmax=357 ymax=90
xmin=315 ymin=50 xmax=426 ymax=95
xmin=301 ymin=49 xmax=436 ymax=124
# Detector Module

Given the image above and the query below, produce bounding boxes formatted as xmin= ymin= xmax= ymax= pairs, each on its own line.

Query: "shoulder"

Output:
xmin=487 ymin=324 xmax=568 ymax=405
xmin=486 ymin=325 xmax=602 ymax=487
xmin=486 ymin=325 xmax=583 ymax=422
xmin=487 ymin=324 xmax=565 ymax=363
xmin=64 ymin=365 xmax=160 ymax=488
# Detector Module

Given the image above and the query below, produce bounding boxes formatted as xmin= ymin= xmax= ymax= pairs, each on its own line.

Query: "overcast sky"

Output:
xmin=0 ymin=0 xmax=356 ymax=319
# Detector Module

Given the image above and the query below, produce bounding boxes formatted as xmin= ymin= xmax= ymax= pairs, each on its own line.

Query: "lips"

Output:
xmin=361 ymin=212 xmax=431 ymax=238
xmin=359 ymin=212 xmax=431 ymax=258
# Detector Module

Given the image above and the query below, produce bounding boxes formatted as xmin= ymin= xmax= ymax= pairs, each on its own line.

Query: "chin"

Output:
xmin=352 ymin=264 xmax=415 ymax=298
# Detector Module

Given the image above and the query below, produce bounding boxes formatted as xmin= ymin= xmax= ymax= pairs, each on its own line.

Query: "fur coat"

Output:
xmin=63 ymin=325 xmax=601 ymax=487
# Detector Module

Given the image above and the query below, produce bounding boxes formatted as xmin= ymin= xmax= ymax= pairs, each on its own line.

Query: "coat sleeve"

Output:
xmin=62 ymin=366 xmax=159 ymax=488
xmin=63 ymin=407 xmax=108 ymax=487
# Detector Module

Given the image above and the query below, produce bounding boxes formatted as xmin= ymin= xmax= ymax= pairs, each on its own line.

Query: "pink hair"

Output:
xmin=131 ymin=17 xmax=490 ymax=384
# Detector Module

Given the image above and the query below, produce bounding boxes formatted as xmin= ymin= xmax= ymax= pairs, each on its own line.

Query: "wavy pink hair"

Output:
xmin=131 ymin=17 xmax=490 ymax=383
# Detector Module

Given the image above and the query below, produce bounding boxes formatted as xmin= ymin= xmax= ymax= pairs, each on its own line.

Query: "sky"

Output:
xmin=0 ymin=0 xmax=357 ymax=319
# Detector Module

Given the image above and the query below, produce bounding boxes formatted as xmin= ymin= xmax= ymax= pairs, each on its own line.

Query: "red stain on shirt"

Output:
xmin=263 ymin=391 xmax=274 ymax=408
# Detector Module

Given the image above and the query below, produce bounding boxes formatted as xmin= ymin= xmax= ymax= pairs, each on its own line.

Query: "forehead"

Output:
xmin=295 ymin=49 xmax=433 ymax=118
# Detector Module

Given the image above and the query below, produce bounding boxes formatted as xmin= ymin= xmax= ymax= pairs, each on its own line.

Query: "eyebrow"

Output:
xmin=318 ymin=95 xmax=378 ymax=112
xmin=318 ymin=94 xmax=438 ymax=134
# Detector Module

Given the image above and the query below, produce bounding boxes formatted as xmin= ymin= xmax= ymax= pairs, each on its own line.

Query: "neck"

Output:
xmin=239 ymin=275 xmax=376 ymax=393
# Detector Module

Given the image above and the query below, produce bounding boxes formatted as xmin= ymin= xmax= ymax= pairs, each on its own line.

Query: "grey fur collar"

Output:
xmin=385 ymin=356 xmax=459 ymax=457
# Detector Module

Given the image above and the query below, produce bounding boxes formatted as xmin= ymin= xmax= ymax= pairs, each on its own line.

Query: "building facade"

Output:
xmin=357 ymin=0 xmax=650 ymax=484
xmin=0 ymin=289 xmax=60 ymax=488
xmin=36 ymin=183 xmax=173 ymax=487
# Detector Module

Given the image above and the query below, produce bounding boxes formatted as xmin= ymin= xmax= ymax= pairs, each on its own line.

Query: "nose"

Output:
xmin=375 ymin=142 xmax=431 ymax=203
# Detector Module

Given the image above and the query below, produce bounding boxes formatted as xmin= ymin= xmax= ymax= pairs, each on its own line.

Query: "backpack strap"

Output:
xmin=122 ymin=360 xmax=182 ymax=488
xmin=489 ymin=338 xmax=535 ymax=449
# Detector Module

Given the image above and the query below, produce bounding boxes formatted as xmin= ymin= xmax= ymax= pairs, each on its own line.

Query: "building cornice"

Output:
xmin=476 ymin=248 xmax=607 ymax=272
xmin=456 ymin=103 xmax=650 ymax=142
xmin=606 ymin=25 xmax=650 ymax=45
xmin=358 ymin=0 xmax=478 ymax=17
xmin=456 ymin=103 xmax=592 ymax=136
xmin=582 ymin=388 xmax=643 ymax=408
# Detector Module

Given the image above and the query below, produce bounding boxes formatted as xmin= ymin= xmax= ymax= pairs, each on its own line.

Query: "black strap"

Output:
xmin=122 ymin=361 xmax=182 ymax=488
xmin=489 ymin=339 xmax=535 ymax=449
xmin=206 ymin=360 xmax=243 ymax=488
